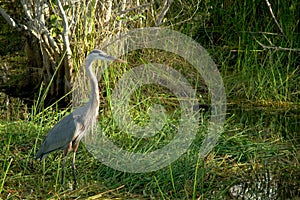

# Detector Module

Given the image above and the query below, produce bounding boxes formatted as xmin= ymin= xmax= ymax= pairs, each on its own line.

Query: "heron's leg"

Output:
xmin=61 ymin=154 xmax=67 ymax=185
xmin=72 ymin=151 xmax=77 ymax=188
xmin=72 ymin=142 xmax=80 ymax=189
xmin=62 ymin=143 xmax=72 ymax=185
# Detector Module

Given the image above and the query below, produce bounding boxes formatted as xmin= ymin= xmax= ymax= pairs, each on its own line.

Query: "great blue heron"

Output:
xmin=36 ymin=49 xmax=125 ymax=189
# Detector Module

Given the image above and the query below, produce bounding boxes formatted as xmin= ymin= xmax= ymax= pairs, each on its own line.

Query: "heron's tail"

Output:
xmin=35 ymin=146 xmax=49 ymax=161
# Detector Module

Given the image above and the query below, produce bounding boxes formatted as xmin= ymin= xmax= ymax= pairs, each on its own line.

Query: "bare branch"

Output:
xmin=138 ymin=0 xmax=142 ymax=27
xmin=69 ymin=0 xmax=81 ymax=31
xmin=119 ymin=3 xmax=151 ymax=14
xmin=265 ymin=0 xmax=290 ymax=44
xmin=165 ymin=1 xmax=199 ymax=29
xmin=254 ymin=37 xmax=300 ymax=52
xmin=0 ymin=7 xmax=19 ymax=28
xmin=57 ymin=0 xmax=71 ymax=55
xmin=104 ymin=0 xmax=113 ymax=23
xmin=0 ymin=5 xmax=40 ymax=38
xmin=155 ymin=0 xmax=174 ymax=26
xmin=20 ymin=0 xmax=34 ymax=20
xmin=116 ymin=0 xmax=127 ymax=35
xmin=57 ymin=0 xmax=69 ymax=31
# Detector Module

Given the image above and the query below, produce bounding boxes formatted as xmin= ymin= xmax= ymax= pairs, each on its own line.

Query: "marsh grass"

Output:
xmin=1 ymin=0 xmax=300 ymax=199
xmin=0 ymin=113 xmax=299 ymax=199
xmin=0 ymin=48 xmax=299 ymax=199
xmin=0 ymin=63 xmax=299 ymax=198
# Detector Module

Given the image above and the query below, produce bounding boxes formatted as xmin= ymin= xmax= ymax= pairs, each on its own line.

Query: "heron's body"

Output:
xmin=35 ymin=102 xmax=98 ymax=160
xmin=35 ymin=49 xmax=124 ymax=189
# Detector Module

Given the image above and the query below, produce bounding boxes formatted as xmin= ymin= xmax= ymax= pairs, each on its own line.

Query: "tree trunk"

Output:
xmin=0 ymin=0 xmax=174 ymax=106
xmin=25 ymin=33 xmax=72 ymax=106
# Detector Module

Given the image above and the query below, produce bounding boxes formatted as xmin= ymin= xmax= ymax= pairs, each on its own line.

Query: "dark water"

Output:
xmin=228 ymin=105 xmax=299 ymax=142
xmin=226 ymin=104 xmax=300 ymax=199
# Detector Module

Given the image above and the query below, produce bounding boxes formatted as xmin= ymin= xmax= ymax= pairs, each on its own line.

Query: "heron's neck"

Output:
xmin=85 ymin=59 xmax=100 ymax=111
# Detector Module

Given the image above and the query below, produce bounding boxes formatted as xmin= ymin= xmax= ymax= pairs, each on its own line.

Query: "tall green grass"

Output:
xmin=0 ymin=52 xmax=299 ymax=199
xmin=0 ymin=0 xmax=299 ymax=199
xmin=170 ymin=0 xmax=300 ymax=106
xmin=1 ymin=30 xmax=300 ymax=200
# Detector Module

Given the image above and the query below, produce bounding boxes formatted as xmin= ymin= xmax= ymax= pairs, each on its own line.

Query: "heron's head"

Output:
xmin=88 ymin=49 xmax=126 ymax=63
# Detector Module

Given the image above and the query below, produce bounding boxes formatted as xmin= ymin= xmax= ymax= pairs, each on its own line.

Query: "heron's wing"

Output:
xmin=36 ymin=112 xmax=84 ymax=160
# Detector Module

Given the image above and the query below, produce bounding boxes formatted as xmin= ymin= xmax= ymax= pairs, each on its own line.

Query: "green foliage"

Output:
xmin=168 ymin=0 xmax=300 ymax=104
xmin=49 ymin=14 xmax=63 ymax=38
xmin=0 ymin=0 xmax=299 ymax=199
xmin=0 ymin=104 xmax=298 ymax=199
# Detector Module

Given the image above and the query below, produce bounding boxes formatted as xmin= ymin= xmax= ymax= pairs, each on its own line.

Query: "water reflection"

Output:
xmin=226 ymin=105 xmax=299 ymax=199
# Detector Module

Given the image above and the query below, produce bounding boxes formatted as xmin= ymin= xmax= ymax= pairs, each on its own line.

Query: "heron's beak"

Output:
xmin=113 ymin=58 xmax=126 ymax=64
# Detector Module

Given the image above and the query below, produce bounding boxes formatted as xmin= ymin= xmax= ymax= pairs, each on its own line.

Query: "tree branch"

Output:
xmin=0 ymin=7 xmax=18 ymax=28
xmin=119 ymin=3 xmax=151 ymax=14
xmin=104 ymin=0 xmax=113 ymax=23
xmin=116 ymin=0 xmax=127 ymax=35
xmin=265 ymin=0 xmax=290 ymax=45
xmin=254 ymin=36 xmax=300 ymax=52
xmin=57 ymin=0 xmax=71 ymax=55
xmin=20 ymin=0 xmax=34 ymax=21
xmin=0 ymin=5 xmax=40 ymax=38
xmin=155 ymin=0 xmax=173 ymax=26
